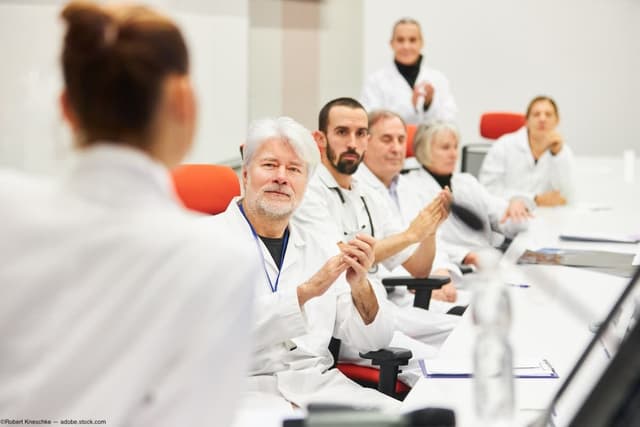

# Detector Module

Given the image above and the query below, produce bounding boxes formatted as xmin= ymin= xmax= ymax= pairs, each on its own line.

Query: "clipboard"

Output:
xmin=418 ymin=358 xmax=559 ymax=379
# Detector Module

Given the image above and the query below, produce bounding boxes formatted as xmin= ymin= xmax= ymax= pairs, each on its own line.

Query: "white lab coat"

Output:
xmin=210 ymin=199 xmax=399 ymax=413
xmin=294 ymin=164 xmax=411 ymax=271
xmin=0 ymin=145 xmax=259 ymax=427
xmin=478 ymin=127 xmax=576 ymax=204
xmin=293 ymin=165 xmax=459 ymax=368
xmin=406 ymin=167 xmax=529 ymax=264
xmin=360 ymin=61 xmax=457 ymax=125
xmin=355 ymin=164 xmax=461 ymax=279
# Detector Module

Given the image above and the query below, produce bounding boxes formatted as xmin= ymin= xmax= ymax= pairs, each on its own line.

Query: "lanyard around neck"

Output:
xmin=238 ymin=202 xmax=289 ymax=293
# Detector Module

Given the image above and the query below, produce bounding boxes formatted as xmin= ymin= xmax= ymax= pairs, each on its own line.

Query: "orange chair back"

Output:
xmin=405 ymin=124 xmax=417 ymax=158
xmin=171 ymin=164 xmax=240 ymax=215
xmin=479 ymin=112 xmax=526 ymax=140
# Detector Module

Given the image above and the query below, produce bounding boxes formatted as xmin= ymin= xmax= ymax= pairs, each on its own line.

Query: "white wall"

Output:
xmin=0 ymin=0 xmax=248 ymax=175
xmin=248 ymin=0 xmax=363 ymax=132
xmin=363 ymin=0 xmax=640 ymax=156
xmin=249 ymin=0 xmax=284 ymax=123
xmin=3 ymin=0 xmax=637 ymax=176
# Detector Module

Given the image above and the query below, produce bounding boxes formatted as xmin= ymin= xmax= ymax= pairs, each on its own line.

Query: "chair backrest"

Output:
xmin=405 ymin=124 xmax=417 ymax=158
xmin=461 ymin=143 xmax=491 ymax=178
xmin=171 ymin=164 xmax=240 ymax=215
xmin=479 ymin=112 xmax=526 ymax=140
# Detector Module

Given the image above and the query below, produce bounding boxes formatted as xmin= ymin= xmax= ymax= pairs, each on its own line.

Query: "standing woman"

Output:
xmin=360 ymin=18 xmax=457 ymax=125
xmin=479 ymin=96 xmax=576 ymax=206
xmin=0 ymin=2 xmax=258 ymax=426
xmin=407 ymin=121 xmax=531 ymax=267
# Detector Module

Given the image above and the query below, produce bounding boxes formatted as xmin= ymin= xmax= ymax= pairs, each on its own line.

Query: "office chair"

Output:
xmin=330 ymin=275 xmax=451 ymax=400
xmin=171 ymin=164 xmax=240 ymax=214
xmin=460 ymin=112 xmax=526 ymax=178
xmin=405 ymin=124 xmax=417 ymax=158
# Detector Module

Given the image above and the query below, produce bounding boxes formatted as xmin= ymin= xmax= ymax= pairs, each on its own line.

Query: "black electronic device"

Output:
xmin=283 ymin=405 xmax=455 ymax=427
xmin=533 ymin=265 xmax=640 ymax=426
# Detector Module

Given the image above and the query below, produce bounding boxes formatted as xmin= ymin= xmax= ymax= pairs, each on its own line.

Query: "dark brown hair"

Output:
xmin=318 ymin=97 xmax=366 ymax=134
xmin=61 ymin=2 xmax=188 ymax=147
xmin=526 ymin=95 xmax=559 ymax=119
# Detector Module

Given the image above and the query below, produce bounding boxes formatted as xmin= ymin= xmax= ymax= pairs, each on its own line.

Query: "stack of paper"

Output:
xmin=419 ymin=358 xmax=558 ymax=379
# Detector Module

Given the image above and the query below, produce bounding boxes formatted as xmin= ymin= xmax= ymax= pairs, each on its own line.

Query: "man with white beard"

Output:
xmin=204 ymin=116 xmax=399 ymax=424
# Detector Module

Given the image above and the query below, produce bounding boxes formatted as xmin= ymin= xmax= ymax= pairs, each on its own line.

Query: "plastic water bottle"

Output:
xmin=471 ymin=250 xmax=514 ymax=426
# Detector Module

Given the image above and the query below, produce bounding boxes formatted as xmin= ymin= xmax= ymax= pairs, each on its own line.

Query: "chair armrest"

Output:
xmin=359 ymin=347 xmax=412 ymax=365
xmin=360 ymin=347 xmax=413 ymax=398
xmin=382 ymin=275 xmax=451 ymax=310
xmin=382 ymin=274 xmax=450 ymax=290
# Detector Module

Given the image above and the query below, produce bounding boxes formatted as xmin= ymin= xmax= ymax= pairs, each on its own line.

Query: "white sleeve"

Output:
xmin=423 ymin=74 xmax=457 ymax=123
xmin=431 ymin=238 xmax=463 ymax=277
xmin=129 ymin=233 xmax=260 ymax=427
xmin=252 ymin=290 xmax=308 ymax=352
xmin=333 ymin=275 xmax=394 ymax=352
xmin=475 ymin=177 xmax=509 ymax=233
xmin=549 ymin=145 xmax=577 ymax=203
xmin=360 ymin=73 xmax=385 ymax=113
xmin=439 ymin=239 xmax=472 ymax=265
xmin=374 ymin=193 xmax=414 ymax=271
xmin=479 ymin=140 xmax=536 ymax=203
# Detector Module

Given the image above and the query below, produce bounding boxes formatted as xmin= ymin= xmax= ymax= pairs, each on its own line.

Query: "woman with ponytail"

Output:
xmin=0 ymin=3 xmax=258 ymax=426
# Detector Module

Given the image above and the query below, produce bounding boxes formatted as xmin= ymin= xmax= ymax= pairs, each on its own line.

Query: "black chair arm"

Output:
xmin=382 ymin=275 xmax=451 ymax=309
xmin=360 ymin=347 xmax=413 ymax=398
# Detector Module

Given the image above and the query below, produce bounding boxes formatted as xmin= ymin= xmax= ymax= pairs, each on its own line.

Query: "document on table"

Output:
xmin=419 ymin=358 xmax=559 ymax=379
xmin=559 ymin=232 xmax=640 ymax=244
xmin=517 ymin=248 xmax=636 ymax=278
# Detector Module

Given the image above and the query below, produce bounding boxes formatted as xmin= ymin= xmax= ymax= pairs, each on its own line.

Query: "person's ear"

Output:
xmin=166 ymin=75 xmax=196 ymax=126
xmin=241 ymin=166 xmax=248 ymax=188
xmin=313 ymin=130 xmax=327 ymax=153
xmin=60 ymin=89 xmax=80 ymax=132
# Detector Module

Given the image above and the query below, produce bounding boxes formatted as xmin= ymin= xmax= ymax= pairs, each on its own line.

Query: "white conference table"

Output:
xmin=401 ymin=155 xmax=639 ymax=425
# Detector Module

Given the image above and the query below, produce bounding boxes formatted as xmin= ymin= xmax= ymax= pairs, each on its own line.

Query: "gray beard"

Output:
xmin=255 ymin=198 xmax=294 ymax=220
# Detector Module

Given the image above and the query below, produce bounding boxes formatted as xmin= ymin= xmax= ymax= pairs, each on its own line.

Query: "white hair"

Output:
xmin=414 ymin=120 xmax=461 ymax=167
xmin=243 ymin=116 xmax=320 ymax=176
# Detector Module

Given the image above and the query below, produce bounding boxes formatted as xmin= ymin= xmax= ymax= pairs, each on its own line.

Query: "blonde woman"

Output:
xmin=407 ymin=121 xmax=531 ymax=267
xmin=360 ymin=18 xmax=457 ymax=125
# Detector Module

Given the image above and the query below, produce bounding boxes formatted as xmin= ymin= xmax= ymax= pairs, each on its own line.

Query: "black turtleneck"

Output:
xmin=394 ymin=55 xmax=423 ymax=89
xmin=424 ymin=166 xmax=452 ymax=190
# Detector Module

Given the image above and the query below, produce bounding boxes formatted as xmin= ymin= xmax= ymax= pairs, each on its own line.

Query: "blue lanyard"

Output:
xmin=238 ymin=202 xmax=289 ymax=293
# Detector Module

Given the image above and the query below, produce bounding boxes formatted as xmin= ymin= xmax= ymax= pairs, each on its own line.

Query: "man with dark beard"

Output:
xmin=292 ymin=98 xmax=461 ymax=385
xmin=294 ymin=97 xmax=449 ymax=280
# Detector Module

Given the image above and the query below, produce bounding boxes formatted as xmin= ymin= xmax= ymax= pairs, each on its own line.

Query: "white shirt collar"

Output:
xmin=69 ymin=143 xmax=176 ymax=205
xmin=316 ymin=163 xmax=361 ymax=192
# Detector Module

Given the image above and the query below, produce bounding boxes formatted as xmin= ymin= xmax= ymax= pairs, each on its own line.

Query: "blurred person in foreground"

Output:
xmin=0 ymin=2 xmax=259 ymax=426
